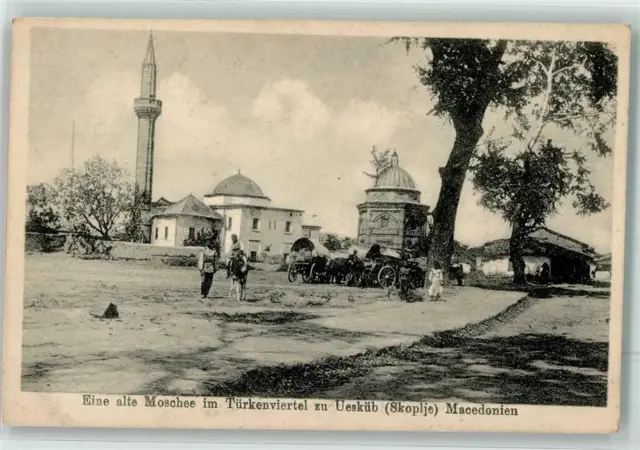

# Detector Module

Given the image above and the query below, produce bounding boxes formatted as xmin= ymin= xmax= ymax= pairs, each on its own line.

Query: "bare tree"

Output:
xmin=363 ymin=146 xmax=393 ymax=182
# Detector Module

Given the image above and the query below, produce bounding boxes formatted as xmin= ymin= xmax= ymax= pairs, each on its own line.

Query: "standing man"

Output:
xmin=198 ymin=237 xmax=219 ymax=299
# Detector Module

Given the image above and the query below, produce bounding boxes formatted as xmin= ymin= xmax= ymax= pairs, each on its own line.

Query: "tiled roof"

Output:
xmin=479 ymin=227 xmax=595 ymax=260
xmin=152 ymin=194 xmax=222 ymax=220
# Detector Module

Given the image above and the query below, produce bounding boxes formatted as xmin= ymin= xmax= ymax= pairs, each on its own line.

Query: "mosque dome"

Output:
xmin=210 ymin=171 xmax=269 ymax=199
xmin=374 ymin=151 xmax=417 ymax=191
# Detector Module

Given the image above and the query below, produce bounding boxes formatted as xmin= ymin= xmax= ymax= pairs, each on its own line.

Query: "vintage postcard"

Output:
xmin=2 ymin=18 xmax=630 ymax=433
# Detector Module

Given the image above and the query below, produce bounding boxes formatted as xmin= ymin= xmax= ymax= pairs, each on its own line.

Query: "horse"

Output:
xmin=327 ymin=257 xmax=349 ymax=284
xmin=227 ymin=253 xmax=248 ymax=301
xmin=345 ymin=258 xmax=366 ymax=286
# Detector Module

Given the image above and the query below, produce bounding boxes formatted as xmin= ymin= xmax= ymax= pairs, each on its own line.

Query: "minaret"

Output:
xmin=133 ymin=31 xmax=162 ymax=242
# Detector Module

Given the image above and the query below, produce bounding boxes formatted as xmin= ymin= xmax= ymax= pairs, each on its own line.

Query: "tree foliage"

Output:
xmin=340 ymin=236 xmax=357 ymax=250
xmin=26 ymin=183 xmax=60 ymax=232
xmin=323 ymin=234 xmax=343 ymax=252
xmin=391 ymin=37 xmax=618 ymax=280
xmin=472 ymin=139 xmax=608 ymax=236
xmin=499 ymin=41 xmax=617 ymax=155
xmin=54 ymin=156 xmax=133 ymax=239
xmin=122 ymin=185 xmax=146 ymax=242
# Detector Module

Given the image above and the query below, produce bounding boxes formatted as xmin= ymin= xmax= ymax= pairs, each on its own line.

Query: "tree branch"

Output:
xmin=526 ymin=50 xmax=557 ymax=151
xmin=531 ymin=57 xmax=547 ymax=73
xmin=553 ymin=63 xmax=582 ymax=77
xmin=547 ymin=110 xmax=612 ymax=122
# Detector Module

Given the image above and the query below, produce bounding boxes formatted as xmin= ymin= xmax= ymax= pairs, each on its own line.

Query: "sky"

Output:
xmin=28 ymin=28 xmax=616 ymax=253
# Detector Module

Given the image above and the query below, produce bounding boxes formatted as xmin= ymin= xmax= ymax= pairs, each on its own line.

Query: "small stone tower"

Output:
xmin=356 ymin=151 xmax=431 ymax=252
xmin=133 ymin=32 xmax=162 ymax=242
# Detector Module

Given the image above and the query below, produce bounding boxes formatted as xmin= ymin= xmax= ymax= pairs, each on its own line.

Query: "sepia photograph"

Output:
xmin=2 ymin=19 xmax=630 ymax=433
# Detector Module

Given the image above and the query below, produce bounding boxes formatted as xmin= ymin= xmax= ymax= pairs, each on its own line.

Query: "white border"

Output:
xmin=0 ymin=0 xmax=638 ymax=449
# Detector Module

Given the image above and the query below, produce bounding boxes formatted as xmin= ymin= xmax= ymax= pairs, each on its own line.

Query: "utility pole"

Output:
xmin=71 ymin=120 xmax=75 ymax=169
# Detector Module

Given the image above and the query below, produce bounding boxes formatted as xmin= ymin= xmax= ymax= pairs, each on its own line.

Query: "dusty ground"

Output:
xmin=21 ymin=253 xmax=526 ymax=396
xmin=211 ymin=293 xmax=610 ymax=406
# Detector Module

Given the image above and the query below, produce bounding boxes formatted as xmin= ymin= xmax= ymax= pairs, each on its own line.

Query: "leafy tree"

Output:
xmin=471 ymin=41 xmax=616 ymax=284
xmin=473 ymin=140 xmax=607 ymax=284
xmin=122 ymin=185 xmax=145 ymax=242
xmin=392 ymin=37 xmax=617 ymax=279
xmin=341 ymin=236 xmax=357 ymax=249
xmin=26 ymin=183 xmax=60 ymax=232
xmin=363 ymin=146 xmax=393 ymax=182
xmin=54 ymin=156 xmax=133 ymax=240
xmin=323 ymin=234 xmax=343 ymax=251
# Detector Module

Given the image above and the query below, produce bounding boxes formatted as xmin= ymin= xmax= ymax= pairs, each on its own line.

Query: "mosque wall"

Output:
xmin=215 ymin=206 xmax=304 ymax=260
xmin=204 ymin=195 xmax=271 ymax=207
xmin=174 ymin=216 xmax=221 ymax=247
xmin=151 ymin=217 xmax=177 ymax=247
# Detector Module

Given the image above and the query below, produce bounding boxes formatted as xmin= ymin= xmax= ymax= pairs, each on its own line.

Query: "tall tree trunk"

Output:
xmin=509 ymin=219 xmax=527 ymax=285
xmin=427 ymin=118 xmax=484 ymax=283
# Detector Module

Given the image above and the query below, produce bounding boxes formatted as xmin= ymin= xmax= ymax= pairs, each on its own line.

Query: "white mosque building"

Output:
xmin=151 ymin=172 xmax=311 ymax=262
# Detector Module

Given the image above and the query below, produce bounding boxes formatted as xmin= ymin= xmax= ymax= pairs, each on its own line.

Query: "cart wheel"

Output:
xmin=378 ymin=266 xmax=396 ymax=288
xmin=366 ymin=273 xmax=376 ymax=287
xmin=309 ymin=263 xmax=318 ymax=283
xmin=287 ymin=262 xmax=298 ymax=283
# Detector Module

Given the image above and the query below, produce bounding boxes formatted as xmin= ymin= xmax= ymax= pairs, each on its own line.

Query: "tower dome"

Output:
xmin=374 ymin=151 xmax=417 ymax=191
xmin=210 ymin=171 xmax=269 ymax=199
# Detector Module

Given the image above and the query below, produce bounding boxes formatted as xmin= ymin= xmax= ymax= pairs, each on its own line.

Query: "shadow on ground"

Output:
xmin=192 ymin=311 xmax=321 ymax=325
xmin=206 ymin=332 xmax=608 ymax=407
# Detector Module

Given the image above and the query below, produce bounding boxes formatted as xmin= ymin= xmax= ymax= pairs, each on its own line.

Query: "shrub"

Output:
xmin=320 ymin=291 xmax=334 ymax=302
xmin=25 ymin=232 xmax=66 ymax=253
xmin=266 ymin=290 xmax=286 ymax=304
xmin=160 ymin=255 xmax=197 ymax=267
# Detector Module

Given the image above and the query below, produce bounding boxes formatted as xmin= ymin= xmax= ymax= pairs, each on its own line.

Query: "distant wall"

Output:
xmin=25 ymin=234 xmax=206 ymax=266
xmin=110 ymin=241 xmax=202 ymax=260
xmin=595 ymin=270 xmax=611 ymax=281
xmin=480 ymin=256 xmax=550 ymax=276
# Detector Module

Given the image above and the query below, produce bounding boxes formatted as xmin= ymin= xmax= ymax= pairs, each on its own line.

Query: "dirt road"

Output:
xmin=22 ymin=253 xmax=525 ymax=395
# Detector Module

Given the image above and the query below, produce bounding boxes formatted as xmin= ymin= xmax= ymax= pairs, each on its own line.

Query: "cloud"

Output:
xmin=335 ymin=99 xmax=403 ymax=145
xmin=50 ymin=71 xmax=614 ymax=252
xmin=61 ymin=71 xmax=140 ymax=180
xmin=251 ymin=79 xmax=330 ymax=140
xmin=152 ymin=73 xmax=236 ymax=200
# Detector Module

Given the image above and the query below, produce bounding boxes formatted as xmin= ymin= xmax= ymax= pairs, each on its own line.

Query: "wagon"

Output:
xmin=287 ymin=237 xmax=333 ymax=284
xmin=355 ymin=244 xmax=426 ymax=289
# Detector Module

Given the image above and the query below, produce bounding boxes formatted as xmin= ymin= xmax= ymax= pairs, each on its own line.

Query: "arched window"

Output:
xmin=373 ymin=214 xmax=397 ymax=229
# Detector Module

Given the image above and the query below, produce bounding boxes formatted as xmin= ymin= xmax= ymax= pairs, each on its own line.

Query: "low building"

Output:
xmin=150 ymin=194 xmax=222 ymax=247
xmin=356 ymin=151 xmax=431 ymax=251
xmin=595 ymin=253 xmax=612 ymax=280
xmin=302 ymin=224 xmax=322 ymax=240
xmin=474 ymin=227 xmax=597 ymax=284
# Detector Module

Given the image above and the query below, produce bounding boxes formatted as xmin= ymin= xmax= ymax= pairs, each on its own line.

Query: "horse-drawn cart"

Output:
xmin=287 ymin=238 xmax=334 ymax=284
xmin=288 ymin=239 xmax=425 ymax=291
xmin=354 ymin=244 xmax=426 ymax=290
